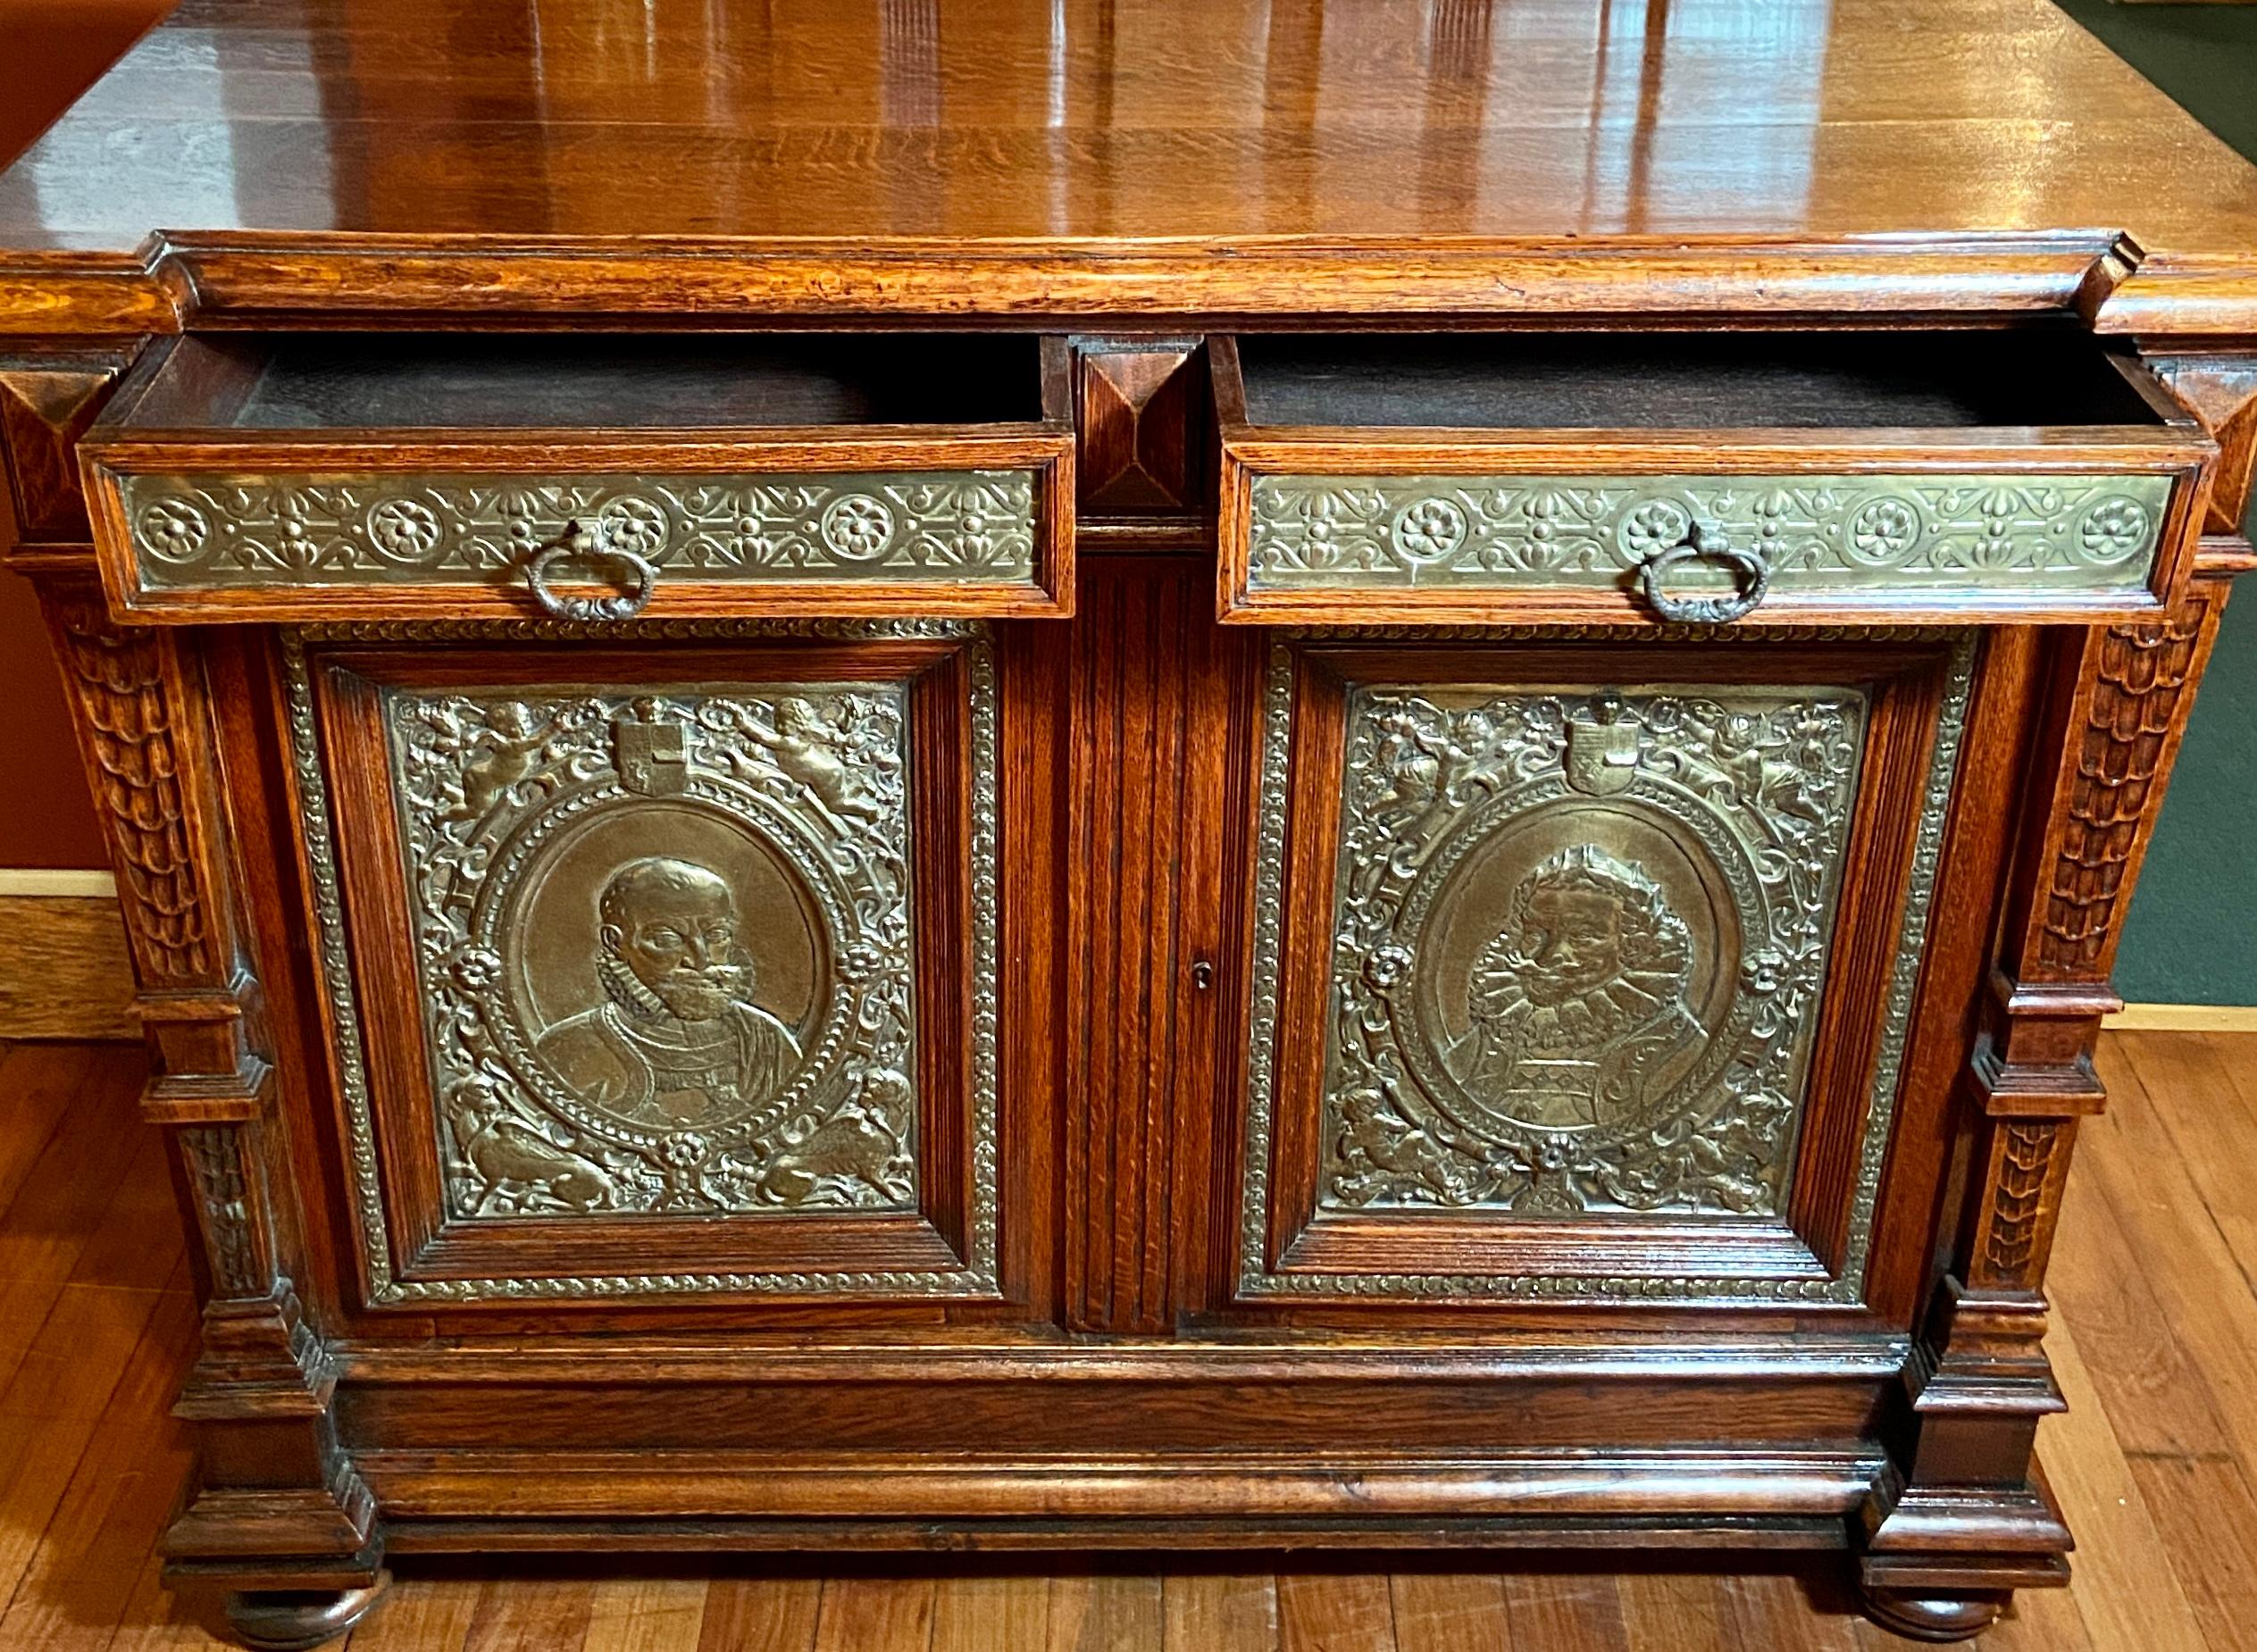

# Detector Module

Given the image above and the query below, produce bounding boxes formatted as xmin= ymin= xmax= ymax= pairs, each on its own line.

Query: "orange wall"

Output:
xmin=0 ymin=0 xmax=173 ymax=868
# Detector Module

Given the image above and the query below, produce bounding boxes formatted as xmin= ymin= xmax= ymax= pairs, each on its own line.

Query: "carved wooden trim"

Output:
xmin=179 ymin=1123 xmax=279 ymax=1299
xmin=0 ymin=351 xmax=133 ymax=542
xmin=43 ymin=587 xmax=224 ymax=986
xmin=2144 ymin=354 xmax=2257 ymax=533
xmin=1965 ymin=1118 xmax=2079 ymax=1293
xmin=2028 ymin=587 xmax=2227 ymax=982
xmin=1073 ymin=338 xmax=1208 ymax=517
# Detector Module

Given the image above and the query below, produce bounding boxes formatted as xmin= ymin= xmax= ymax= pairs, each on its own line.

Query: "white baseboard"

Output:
xmin=2104 ymin=1004 xmax=2257 ymax=1033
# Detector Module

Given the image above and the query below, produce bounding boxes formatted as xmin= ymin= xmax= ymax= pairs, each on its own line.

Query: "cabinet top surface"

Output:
xmin=2 ymin=0 xmax=2254 ymax=324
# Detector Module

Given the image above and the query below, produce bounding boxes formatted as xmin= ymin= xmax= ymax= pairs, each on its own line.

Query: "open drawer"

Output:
xmin=79 ymin=333 xmax=1074 ymax=622
xmin=1214 ymin=331 xmax=2215 ymax=626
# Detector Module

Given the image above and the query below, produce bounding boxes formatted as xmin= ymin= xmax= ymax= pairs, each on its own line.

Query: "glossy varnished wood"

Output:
xmin=0 ymin=0 xmax=2254 ymax=329
xmin=1 ymin=1031 xmax=2253 ymax=1648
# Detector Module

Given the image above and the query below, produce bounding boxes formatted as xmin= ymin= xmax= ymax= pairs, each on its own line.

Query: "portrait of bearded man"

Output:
xmin=1452 ymin=843 xmax=1706 ymax=1132
xmin=534 ymin=855 xmax=805 ymax=1128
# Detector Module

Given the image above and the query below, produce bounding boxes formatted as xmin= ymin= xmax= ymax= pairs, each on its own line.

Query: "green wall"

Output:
xmin=2052 ymin=0 xmax=2256 ymax=1006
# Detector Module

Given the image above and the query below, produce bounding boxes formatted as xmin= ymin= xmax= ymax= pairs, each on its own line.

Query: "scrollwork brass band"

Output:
xmin=389 ymin=681 xmax=918 ymax=1220
xmin=1245 ymin=475 xmax=2170 ymax=597
xmin=1238 ymin=636 xmax=1977 ymax=1303
xmin=1324 ymin=681 xmax=1867 ymax=1217
xmin=121 ymin=471 xmax=1039 ymax=590
xmin=284 ymin=622 xmax=1002 ymax=1302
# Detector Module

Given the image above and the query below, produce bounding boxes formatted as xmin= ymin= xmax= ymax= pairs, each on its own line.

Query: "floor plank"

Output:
xmin=808 ymin=1577 xmax=935 ymax=1652
xmin=1276 ymin=1574 xmax=1395 ymax=1652
xmin=932 ymin=1574 xmax=1048 ymax=1652
xmin=343 ymin=1574 xmax=482 ymax=1652
xmin=691 ymin=1577 xmax=820 ymax=1652
xmin=1390 ymin=1572 xmax=1511 ymax=1652
xmin=1161 ymin=1574 xmax=1278 ymax=1652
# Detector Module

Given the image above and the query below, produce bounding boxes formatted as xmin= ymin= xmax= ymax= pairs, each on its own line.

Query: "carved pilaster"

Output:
xmin=33 ymin=577 xmax=382 ymax=1610
xmin=1861 ymin=583 xmax=2229 ymax=1637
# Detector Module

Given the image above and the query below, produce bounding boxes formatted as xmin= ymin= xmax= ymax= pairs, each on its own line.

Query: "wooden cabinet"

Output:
xmin=4 ymin=1 xmax=2257 ymax=1643
xmin=10 ymin=315 xmax=2242 ymax=1650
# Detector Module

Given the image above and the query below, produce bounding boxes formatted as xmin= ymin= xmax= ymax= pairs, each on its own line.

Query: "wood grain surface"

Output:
xmin=0 ymin=0 xmax=2253 ymax=327
xmin=0 ymin=1030 xmax=2250 ymax=1649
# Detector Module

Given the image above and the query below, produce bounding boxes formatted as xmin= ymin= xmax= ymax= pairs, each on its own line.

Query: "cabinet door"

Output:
xmin=1231 ymin=633 xmax=1973 ymax=1308
xmin=284 ymin=624 xmax=1007 ymax=1308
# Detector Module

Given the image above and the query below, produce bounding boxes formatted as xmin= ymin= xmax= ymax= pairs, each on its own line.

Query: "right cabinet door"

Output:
xmin=1230 ymin=631 xmax=1975 ymax=1310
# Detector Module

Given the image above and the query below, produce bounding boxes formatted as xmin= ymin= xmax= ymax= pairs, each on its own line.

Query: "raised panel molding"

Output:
xmin=1073 ymin=339 xmax=1208 ymax=516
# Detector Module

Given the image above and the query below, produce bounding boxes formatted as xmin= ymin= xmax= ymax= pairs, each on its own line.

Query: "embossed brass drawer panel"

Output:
xmin=1214 ymin=332 xmax=2214 ymax=625
xmin=80 ymin=334 xmax=1074 ymax=622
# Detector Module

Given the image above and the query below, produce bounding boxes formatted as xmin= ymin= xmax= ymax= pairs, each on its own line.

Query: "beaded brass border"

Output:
xmin=1235 ymin=630 xmax=1977 ymax=1306
xmin=281 ymin=619 xmax=1002 ymax=1304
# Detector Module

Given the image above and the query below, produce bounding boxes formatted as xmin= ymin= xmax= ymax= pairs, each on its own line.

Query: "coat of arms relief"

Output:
xmin=385 ymin=679 xmax=922 ymax=1219
xmin=1320 ymin=680 xmax=1868 ymax=1219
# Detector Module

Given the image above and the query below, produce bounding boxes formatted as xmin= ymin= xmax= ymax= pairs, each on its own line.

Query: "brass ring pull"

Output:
xmin=1637 ymin=522 xmax=1771 ymax=623
xmin=523 ymin=520 xmax=657 ymax=622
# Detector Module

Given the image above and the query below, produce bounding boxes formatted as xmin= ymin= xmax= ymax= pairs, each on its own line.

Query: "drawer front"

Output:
xmin=114 ymin=468 xmax=1043 ymax=593
xmin=288 ymin=625 xmax=1007 ymax=1307
xmin=1214 ymin=333 xmax=2214 ymax=626
xmin=1231 ymin=633 xmax=1972 ymax=1307
xmin=79 ymin=332 xmax=1076 ymax=622
xmin=1243 ymin=472 xmax=2175 ymax=603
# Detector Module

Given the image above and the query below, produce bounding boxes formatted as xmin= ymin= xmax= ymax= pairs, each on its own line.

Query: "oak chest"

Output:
xmin=4 ymin=0 xmax=2256 ymax=1644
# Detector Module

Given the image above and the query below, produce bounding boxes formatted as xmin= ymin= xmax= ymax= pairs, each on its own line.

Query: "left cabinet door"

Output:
xmin=282 ymin=625 xmax=1013 ymax=1310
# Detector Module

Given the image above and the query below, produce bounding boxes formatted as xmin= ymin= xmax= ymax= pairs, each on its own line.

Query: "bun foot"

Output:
xmin=223 ymin=1573 xmax=390 ymax=1651
xmin=1860 ymin=1585 xmax=2007 ymax=1642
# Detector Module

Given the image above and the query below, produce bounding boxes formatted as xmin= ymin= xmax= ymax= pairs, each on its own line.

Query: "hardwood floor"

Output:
xmin=0 ymin=1032 xmax=2250 ymax=1651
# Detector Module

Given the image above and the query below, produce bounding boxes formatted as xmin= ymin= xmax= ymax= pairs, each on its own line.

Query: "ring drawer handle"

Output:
xmin=1637 ymin=522 xmax=1771 ymax=623
xmin=523 ymin=520 xmax=657 ymax=622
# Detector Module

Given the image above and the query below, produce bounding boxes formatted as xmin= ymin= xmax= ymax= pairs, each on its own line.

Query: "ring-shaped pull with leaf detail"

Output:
xmin=1636 ymin=520 xmax=1772 ymax=623
xmin=522 ymin=518 xmax=658 ymax=622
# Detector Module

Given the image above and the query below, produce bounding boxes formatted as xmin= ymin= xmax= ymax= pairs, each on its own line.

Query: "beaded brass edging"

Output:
xmin=282 ymin=619 xmax=1002 ymax=1303
xmin=1234 ymin=631 xmax=1978 ymax=1306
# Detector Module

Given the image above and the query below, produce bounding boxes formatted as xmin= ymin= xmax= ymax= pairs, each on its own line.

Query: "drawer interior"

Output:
xmin=117 ymin=332 xmax=1055 ymax=433
xmin=1229 ymin=330 xmax=2172 ymax=432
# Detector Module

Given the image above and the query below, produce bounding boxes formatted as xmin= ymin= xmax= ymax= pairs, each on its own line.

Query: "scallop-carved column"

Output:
xmin=13 ymin=336 xmax=389 ymax=1652
xmin=1860 ymin=580 xmax=2228 ymax=1639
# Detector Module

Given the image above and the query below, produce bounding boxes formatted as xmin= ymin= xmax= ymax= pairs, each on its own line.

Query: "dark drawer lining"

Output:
xmin=1233 ymin=330 xmax=2167 ymax=431
xmin=121 ymin=333 xmax=1050 ymax=431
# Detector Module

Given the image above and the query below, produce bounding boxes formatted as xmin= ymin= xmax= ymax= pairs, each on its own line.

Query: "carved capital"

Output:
xmin=42 ymin=585 xmax=234 ymax=989
xmin=2144 ymin=353 xmax=2257 ymax=533
xmin=0 ymin=348 xmax=134 ymax=546
xmin=2013 ymin=585 xmax=2227 ymax=987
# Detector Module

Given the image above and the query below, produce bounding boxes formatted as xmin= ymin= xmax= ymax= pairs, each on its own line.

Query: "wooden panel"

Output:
xmin=1227 ymin=635 xmax=1964 ymax=1311
xmin=1062 ymin=557 xmax=1259 ymax=1333
xmin=297 ymin=633 xmax=1016 ymax=1311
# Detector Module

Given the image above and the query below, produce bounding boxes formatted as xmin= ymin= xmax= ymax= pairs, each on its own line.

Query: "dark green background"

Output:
xmin=2055 ymin=0 xmax=2255 ymax=1005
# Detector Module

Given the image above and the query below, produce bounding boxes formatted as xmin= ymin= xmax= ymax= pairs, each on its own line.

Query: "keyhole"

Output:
xmin=1190 ymin=959 xmax=1215 ymax=991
